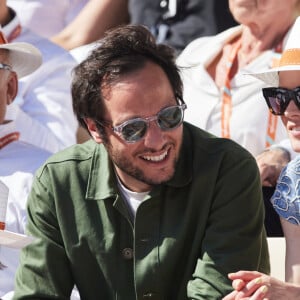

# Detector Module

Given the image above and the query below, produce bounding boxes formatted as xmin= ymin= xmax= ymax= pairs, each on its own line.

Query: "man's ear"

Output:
xmin=84 ymin=118 xmax=103 ymax=143
xmin=6 ymin=72 xmax=18 ymax=105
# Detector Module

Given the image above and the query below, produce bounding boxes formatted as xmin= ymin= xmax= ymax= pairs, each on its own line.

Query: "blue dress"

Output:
xmin=272 ymin=155 xmax=300 ymax=225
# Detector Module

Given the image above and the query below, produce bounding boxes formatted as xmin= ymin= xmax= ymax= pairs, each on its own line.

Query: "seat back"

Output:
xmin=267 ymin=237 xmax=286 ymax=281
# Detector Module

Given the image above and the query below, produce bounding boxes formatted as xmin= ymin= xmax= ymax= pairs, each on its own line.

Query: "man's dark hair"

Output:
xmin=71 ymin=24 xmax=183 ymax=131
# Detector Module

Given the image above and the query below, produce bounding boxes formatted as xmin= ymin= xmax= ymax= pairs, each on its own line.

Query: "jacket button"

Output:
xmin=122 ymin=248 xmax=133 ymax=260
xmin=160 ymin=0 xmax=168 ymax=8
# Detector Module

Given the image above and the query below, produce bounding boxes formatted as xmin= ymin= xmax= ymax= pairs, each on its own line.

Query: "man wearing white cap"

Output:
xmin=224 ymin=16 xmax=300 ymax=300
xmin=0 ymin=1 xmax=78 ymax=153
xmin=0 ymin=32 xmax=52 ymax=296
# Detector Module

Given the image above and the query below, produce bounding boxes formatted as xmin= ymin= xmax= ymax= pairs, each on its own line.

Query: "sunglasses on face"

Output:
xmin=262 ymin=86 xmax=300 ymax=115
xmin=97 ymin=102 xmax=187 ymax=143
xmin=0 ymin=63 xmax=12 ymax=72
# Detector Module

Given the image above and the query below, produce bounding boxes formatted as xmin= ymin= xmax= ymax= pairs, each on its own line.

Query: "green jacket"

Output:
xmin=14 ymin=123 xmax=269 ymax=300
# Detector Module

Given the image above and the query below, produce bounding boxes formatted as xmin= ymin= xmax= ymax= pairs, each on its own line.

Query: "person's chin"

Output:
xmin=291 ymin=140 xmax=300 ymax=153
xmin=147 ymin=168 xmax=175 ymax=185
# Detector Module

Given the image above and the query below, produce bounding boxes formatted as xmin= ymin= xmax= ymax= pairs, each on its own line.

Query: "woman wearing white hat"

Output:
xmin=223 ymin=16 xmax=300 ymax=300
xmin=177 ymin=0 xmax=300 ymax=194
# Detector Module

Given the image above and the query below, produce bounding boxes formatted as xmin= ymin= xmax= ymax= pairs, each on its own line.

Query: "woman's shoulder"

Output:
xmin=271 ymin=155 xmax=300 ymax=225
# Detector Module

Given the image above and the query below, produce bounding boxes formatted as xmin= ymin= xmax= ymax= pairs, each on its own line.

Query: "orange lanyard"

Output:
xmin=0 ymin=222 xmax=5 ymax=230
xmin=221 ymin=39 xmax=282 ymax=146
xmin=221 ymin=38 xmax=241 ymax=138
xmin=0 ymin=132 xmax=20 ymax=150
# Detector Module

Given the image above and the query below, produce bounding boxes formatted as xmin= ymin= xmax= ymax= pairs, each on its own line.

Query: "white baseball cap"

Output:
xmin=0 ymin=28 xmax=42 ymax=78
xmin=249 ymin=16 xmax=300 ymax=86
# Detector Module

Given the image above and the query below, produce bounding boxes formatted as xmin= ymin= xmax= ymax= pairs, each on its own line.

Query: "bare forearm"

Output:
xmin=51 ymin=0 xmax=129 ymax=50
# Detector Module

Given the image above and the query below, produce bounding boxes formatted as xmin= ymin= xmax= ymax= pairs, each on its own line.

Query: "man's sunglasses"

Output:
xmin=96 ymin=102 xmax=187 ymax=143
xmin=262 ymin=86 xmax=300 ymax=115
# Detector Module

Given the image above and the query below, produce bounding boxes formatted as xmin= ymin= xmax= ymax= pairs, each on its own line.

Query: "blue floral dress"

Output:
xmin=271 ymin=155 xmax=300 ymax=225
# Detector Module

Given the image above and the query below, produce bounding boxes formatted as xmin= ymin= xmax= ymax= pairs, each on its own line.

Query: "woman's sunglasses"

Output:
xmin=262 ymin=86 xmax=300 ymax=115
xmin=96 ymin=102 xmax=187 ymax=143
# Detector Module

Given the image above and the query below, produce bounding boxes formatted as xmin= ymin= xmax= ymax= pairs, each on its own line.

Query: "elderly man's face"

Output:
xmin=86 ymin=61 xmax=184 ymax=192
xmin=229 ymin=0 xmax=298 ymax=27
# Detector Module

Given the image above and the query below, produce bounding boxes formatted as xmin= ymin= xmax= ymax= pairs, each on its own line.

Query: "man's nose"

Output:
xmin=143 ymin=120 xmax=165 ymax=148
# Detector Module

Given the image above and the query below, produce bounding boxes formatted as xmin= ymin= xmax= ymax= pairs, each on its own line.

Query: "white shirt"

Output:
xmin=4 ymin=12 xmax=78 ymax=153
xmin=177 ymin=25 xmax=291 ymax=157
xmin=0 ymin=121 xmax=51 ymax=296
xmin=117 ymin=176 xmax=149 ymax=217
xmin=7 ymin=0 xmax=88 ymax=38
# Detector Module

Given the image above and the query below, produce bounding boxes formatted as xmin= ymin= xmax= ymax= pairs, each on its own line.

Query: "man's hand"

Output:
xmin=256 ymin=147 xmax=290 ymax=187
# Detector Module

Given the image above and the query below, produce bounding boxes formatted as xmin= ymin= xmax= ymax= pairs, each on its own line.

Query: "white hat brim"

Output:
xmin=0 ymin=230 xmax=35 ymax=249
xmin=0 ymin=42 xmax=42 ymax=78
xmin=247 ymin=65 xmax=300 ymax=87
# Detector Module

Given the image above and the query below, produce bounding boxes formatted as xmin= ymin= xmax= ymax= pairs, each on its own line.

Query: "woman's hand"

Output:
xmin=222 ymin=270 xmax=300 ymax=300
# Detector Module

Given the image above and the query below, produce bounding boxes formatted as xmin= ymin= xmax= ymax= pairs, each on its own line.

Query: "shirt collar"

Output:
xmin=0 ymin=121 xmax=16 ymax=139
xmin=2 ymin=7 xmax=21 ymax=41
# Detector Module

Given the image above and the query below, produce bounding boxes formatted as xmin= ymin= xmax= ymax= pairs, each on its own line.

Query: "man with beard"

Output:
xmin=14 ymin=25 xmax=269 ymax=300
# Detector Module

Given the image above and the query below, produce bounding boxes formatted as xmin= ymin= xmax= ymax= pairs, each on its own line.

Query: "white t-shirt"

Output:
xmin=116 ymin=176 xmax=149 ymax=217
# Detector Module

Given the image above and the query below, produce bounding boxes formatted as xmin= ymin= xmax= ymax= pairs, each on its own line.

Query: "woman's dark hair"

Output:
xmin=71 ymin=24 xmax=183 ymax=131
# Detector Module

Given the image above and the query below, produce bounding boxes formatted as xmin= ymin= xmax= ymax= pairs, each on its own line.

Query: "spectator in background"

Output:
xmin=13 ymin=25 xmax=269 ymax=299
xmin=10 ymin=0 xmax=219 ymax=56
xmin=223 ymin=16 xmax=300 ymax=300
xmin=177 ymin=0 xmax=300 ymax=236
xmin=51 ymin=0 xmax=129 ymax=51
xmin=9 ymin=0 xmax=238 ymax=54
xmin=128 ymin=0 xmax=217 ymax=55
xmin=1 ymin=1 xmax=78 ymax=153
xmin=0 ymin=31 xmax=52 ymax=296
xmin=7 ymin=0 xmax=89 ymax=39
xmin=177 ymin=0 xmax=299 ymax=160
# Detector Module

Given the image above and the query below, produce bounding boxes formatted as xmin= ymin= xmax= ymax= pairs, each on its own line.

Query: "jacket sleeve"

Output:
xmin=187 ymin=147 xmax=270 ymax=299
xmin=13 ymin=169 xmax=74 ymax=299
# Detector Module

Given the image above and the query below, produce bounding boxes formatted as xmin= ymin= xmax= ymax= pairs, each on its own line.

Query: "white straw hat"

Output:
xmin=249 ymin=16 xmax=300 ymax=86
xmin=0 ymin=230 xmax=34 ymax=248
xmin=0 ymin=28 xmax=42 ymax=78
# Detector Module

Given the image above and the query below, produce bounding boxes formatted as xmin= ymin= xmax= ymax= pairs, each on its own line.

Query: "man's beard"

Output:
xmin=105 ymin=142 xmax=178 ymax=187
